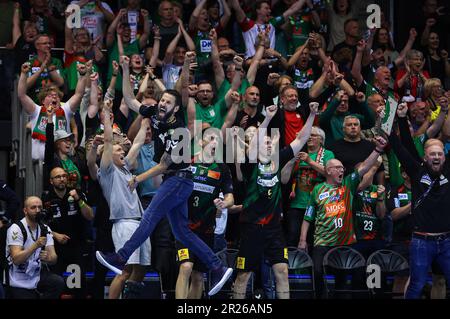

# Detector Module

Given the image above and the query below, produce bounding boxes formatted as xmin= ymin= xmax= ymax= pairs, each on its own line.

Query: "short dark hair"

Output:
xmin=344 ymin=18 xmax=358 ymax=30
xmin=333 ymin=0 xmax=352 ymax=15
xmin=255 ymin=0 xmax=271 ymax=12
xmin=163 ymin=89 xmax=182 ymax=109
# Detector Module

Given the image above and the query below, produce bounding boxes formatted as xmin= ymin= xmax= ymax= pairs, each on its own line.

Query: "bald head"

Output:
xmin=24 ymin=196 xmax=42 ymax=208
xmin=325 ymin=159 xmax=343 ymax=171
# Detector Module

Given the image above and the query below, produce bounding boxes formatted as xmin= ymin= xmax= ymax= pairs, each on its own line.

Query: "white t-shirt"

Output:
xmin=6 ymin=218 xmax=54 ymax=289
xmin=29 ymin=102 xmax=73 ymax=161
xmin=71 ymin=1 xmax=113 ymax=45
xmin=239 ymin=18 xmax=276 ymax=58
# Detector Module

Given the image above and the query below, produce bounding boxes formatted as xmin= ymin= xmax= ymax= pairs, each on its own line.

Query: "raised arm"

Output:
xmin=121 ymin=55 xmax=141 ymax=113
xmin=12 ymin=2 xmax=21 ymax=47
xmin=139 ymin=9 xmax=150 ymax=50
xmin=18 ymin=63 xmax=36 ymax=115
xmin=209 ymin=28 xmax=225 ymax=88
xmin=178 ymin=17 xmax=195 ymax=51
xmin=87 ymin=72 xmax=100 ymax=118
xmin=189 ymin=0 xmax=208 ymax=31
xmin=220 ymin=0 xmax=232 ymax=29
xmin=289 ymin=102 xmax=318 ymax=155
xmin=229 ymin=0 xmax=246 ymax=24
xmin=106 ymin=9 xmax=126 ymax=48
xmin=281 ymin=156 xmax=297 ymax=184
xmin=99 ymin=99 xmax=114 ymax=170
xmin=162 ymin=25 xmax=181 ymax=66
xmin=283 ymin=0 xmax=306 ymax=20
xmin=351 ymin=40 xmax=366 ymax=87
xmin=181 ymin=51 xmax=197 ymax=107
xmin=247 ymin=31 xmax=267 ymax=85
xmin=442 ymin=92 xmax=450 ymax=139
xmin=67 ymin=63 xmax=88 ymax=112
xmin=126 ymin=118 xmax=150 ymax=168
xmin=427 ymin=95 xmax=449 ymax=138
xmin=87 ymin=135 xmax=103 ymax=181
xmin=287 ymin=40 xmax=310 ymax=69
xmin=395 ymin=28 xmax=417 ymax=67
xmin=248 ymin=105 xmax=279 ymax=162
xmin=420 ymin=18 xmax=435 ymax=47
xmin=221 ymin=91 xmax=240 ymax=139
xmin=357 ymin=136 xmax=388 ymax=177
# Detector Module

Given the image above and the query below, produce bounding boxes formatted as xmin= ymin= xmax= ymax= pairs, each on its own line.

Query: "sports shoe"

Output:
xmin=96 ymin=251 xmax=126 ymax=275
xmin=208 ymin=266 xmax=233 ymax=296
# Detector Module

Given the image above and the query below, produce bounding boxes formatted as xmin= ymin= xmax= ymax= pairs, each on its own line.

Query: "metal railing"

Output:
xmin=11 ymin=77 xmax=43 ymax=199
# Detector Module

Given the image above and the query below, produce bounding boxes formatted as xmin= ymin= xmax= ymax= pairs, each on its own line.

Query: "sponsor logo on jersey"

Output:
xmin=398 ymin=193 xmax=408 ymax=201
xmin=207 ymin=170 xmax=221 ymax=180
xmin=177 ymin=249 xmax=190 ymax=261
xmin=318 ymin=192 xmax=330 ymax=201
xmin=284 ymin=248 xmax=288 ymax=260
xmin=257 ymin=175 xmax=279 ymax=188
xmin=193 ymin=182 xmax=215 ymax=194
xmin=325 ymin=201 xmax=345 ymax=217
xmin=236 ymin=257 xmax=245 ymax=270
xmin=305 ymin=206 xmax=314 ymax=218
xmin=329 ymin=195 xmax=341 ymax=202
xmin=420 ymin=174 xmax=432 ymax=185
xmin=193 ymin=175 xmax=208 ymax=182
xmin=191 ymin=166 xmax=197 ymax=174
xmin=439 ymin=175 xmax=448 ymax=185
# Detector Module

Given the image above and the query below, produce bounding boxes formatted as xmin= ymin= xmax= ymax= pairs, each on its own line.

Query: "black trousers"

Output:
xmin=7 ymin=270 xmax=65 ymax=299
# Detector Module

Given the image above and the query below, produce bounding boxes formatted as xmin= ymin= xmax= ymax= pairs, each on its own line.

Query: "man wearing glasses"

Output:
xmin=41 ymin=167 xmax=94 ymax=298
xmin=298 ymin=136 xmax=388 ymax=298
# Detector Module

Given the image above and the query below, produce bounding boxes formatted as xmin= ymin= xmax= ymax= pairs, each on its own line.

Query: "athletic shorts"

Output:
xmin=112 ymin=219 xmax=151 ymax=266
xmin=175 ymin=232 xmax=214 ymax=273
xmin=236 ymin=222 xmax=288 ymax=272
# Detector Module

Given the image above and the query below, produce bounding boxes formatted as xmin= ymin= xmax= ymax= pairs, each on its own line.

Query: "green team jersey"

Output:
xmin=192 ymin=99 xmax=228 ymax=129
xmin=287 ymin=14 xmax=313 ymax=55
xmin=107 ymin=38 xmax=140 ymax=91
xmin=241 ymin=146 xmax=294 ymax=225
xmin=217 ymin=78 xmax=250 ymax=102
xmin=353 ymin=185 xmax=383 ymax=241
xmin=387 ymin=184 xmax=413 ymax=241
xmin=189 ymin=162 xmax=233 ymax=234
xmin=194 ymin=30 xmax=212 ymax=67
xmin=64 ymin=55 xmax=100 ymax=91
xmin=290 ymin=148 xmax=334 ymax=209
xmin=28 ymin=56 xmax=64 ymax=101
xmin=304 ymin=170 xmax=360 ymax=246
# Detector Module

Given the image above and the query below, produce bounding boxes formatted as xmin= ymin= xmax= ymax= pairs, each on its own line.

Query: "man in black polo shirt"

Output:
xmin=42 ymin=167 xmax=94 ymax=298
xmin=388 ymin=132 xmax=450 ymax=299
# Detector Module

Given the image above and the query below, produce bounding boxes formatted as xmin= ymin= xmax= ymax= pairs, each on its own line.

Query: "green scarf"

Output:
xmin=32 ymin=106 xmax=67 ymax=142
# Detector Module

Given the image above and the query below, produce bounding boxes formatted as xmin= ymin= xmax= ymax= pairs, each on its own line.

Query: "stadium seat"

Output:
xmin=366 ymin=249 xmax=409 ymax=298
xmin=323 ymin=246 xmax=369 ymax=299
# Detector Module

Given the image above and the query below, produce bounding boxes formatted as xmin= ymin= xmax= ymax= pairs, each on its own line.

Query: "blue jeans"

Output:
xmin=405 ymin=236 xmax=450 ymax=299
xmin=118 ymin=176 xmax=222 ymax=270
